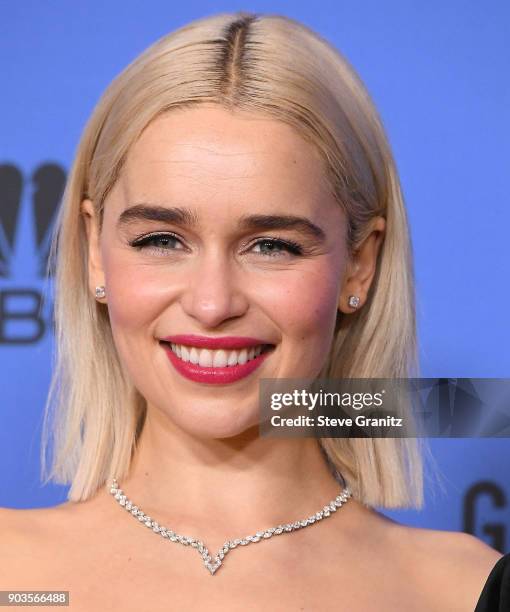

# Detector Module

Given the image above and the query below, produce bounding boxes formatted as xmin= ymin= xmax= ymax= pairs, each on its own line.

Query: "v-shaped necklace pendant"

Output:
xmin=110 ymin=477 xmax=352 ymax=576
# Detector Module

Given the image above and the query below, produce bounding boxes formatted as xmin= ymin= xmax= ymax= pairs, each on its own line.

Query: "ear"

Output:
xmin=338 ymin=216 xmax=386 ymax=313
xmin=81 ymin=199 xmax=106 ymax=302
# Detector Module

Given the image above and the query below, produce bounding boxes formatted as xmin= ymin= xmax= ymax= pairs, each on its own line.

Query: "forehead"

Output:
xmin=117 ymin=104 xmax=337 ymax=221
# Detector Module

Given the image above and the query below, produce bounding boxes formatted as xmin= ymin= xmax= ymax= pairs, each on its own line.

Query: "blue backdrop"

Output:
xmin=1 ymin=1 xmax=508 ymax=553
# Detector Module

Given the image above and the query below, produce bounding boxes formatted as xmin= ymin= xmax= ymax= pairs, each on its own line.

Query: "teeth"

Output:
xmin=169 ymin=343 xmax=267 ymax=367
xmin=198 ymin=349 xmax=212 ymax=367
xmin=227 ymin=350 xmax=238 ymax=366
xmin=213 ymin=350 xmax=227 ymax=367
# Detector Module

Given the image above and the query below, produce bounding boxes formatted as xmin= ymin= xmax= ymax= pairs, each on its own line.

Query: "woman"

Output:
xmin=1 ymin=11 xmax=506 ymax=611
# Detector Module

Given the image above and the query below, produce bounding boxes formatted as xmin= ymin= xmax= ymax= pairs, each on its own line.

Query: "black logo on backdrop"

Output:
xmin=0 ymin=162 xmax=65 ymax=344
xmin=464 ymin=481 xmax=508 ymax=553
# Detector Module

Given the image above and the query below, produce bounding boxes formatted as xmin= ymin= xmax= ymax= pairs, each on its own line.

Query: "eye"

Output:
xmin=129 ymin=232 xmax=184 ymax=255
xmin=129 ymin=233 xmax=304 ymax=258
xmin=249 ymin=237 xmax=304 ymax=257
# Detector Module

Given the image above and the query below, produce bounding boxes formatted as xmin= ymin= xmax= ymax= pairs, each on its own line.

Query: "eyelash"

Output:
xmin=129 ymin=232 xmax=304 ymax=258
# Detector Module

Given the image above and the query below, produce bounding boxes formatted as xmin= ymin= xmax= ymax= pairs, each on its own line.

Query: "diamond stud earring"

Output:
xmin=95 ymin=285 xmax=106 ymax=299
xmin=347 ymin=295 xmax=360 ymax=309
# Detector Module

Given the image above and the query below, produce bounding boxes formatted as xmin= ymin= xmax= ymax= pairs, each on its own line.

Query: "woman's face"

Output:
xmin=83 ymin=104 xmax=356 ymax=438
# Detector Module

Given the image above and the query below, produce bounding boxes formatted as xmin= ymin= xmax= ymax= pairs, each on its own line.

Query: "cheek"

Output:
xmin=101 ymin=250 xmax=171 ymax=336
xmin=100 ymin=253 xmax=175 ymax=399
xmin=263 ymin=263 xmax=342 ymax=346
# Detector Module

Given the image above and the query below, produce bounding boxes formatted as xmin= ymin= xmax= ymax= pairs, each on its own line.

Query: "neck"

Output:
xmin=116 ymin=407 xmax=346 ymax=538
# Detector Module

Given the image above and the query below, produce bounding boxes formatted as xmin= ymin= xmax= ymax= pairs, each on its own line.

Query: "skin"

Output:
xmin=0 ymin=104 xmax=502 ymax=611
xmin=80 ymin=102 xmax=385 ymax=536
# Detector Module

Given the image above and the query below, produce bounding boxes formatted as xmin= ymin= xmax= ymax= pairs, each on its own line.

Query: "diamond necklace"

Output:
xmin=109 ymin=476 xmax=352 ymax=576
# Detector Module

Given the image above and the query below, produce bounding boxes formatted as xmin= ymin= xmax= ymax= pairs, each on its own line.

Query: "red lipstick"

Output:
xmin=160 ymin=334 xmax=271 ymax=350
xmin=159 ymin=335 xmax=274 ymax=385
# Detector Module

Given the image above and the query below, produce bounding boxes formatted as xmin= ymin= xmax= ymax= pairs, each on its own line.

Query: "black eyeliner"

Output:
xmin=128 ymin=232 xmax=305 ymax=256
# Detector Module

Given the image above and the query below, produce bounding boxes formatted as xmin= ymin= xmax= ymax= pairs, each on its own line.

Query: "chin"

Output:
xmin=163 ymin=401 xmax=260 ymax=440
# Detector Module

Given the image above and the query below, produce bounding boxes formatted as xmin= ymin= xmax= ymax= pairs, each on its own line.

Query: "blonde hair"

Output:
xmin=41 ymin=10 xmax=431 ymax=507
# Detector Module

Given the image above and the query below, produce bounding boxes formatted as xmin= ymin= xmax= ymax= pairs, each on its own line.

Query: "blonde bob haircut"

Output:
xmin=41 ymin=11 xmax=430 ymax=508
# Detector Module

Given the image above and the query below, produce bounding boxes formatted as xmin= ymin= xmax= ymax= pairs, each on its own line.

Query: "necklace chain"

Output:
xmin=109 ymin=476 xmax=352 ymax=576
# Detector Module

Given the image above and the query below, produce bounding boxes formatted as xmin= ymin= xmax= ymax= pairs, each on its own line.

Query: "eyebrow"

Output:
xmin=117 ymin=203 xmax=326 ymax=241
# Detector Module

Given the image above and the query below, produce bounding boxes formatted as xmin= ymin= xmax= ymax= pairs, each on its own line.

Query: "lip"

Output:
xmin=160 ymin=334 xmax=272 ymax=350
xmin=160 ymin=339 xmax=274 ymax=385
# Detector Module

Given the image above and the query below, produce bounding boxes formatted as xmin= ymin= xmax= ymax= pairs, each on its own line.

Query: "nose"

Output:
xmin=180 ymin=250 xmax=250 ymax=328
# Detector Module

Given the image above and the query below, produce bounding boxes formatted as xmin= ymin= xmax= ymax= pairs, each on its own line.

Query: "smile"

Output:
xmin=160 ymin=341 xmax=274 ymax=384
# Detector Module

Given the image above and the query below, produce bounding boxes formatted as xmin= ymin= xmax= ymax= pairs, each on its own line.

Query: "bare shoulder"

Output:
xmin=0 ymin=505 xmax=57 ymax=588
xmin=390 ymin=519 xmax=503 ymax=611
xmin=0 ymin=502 xmax=71 ymax=542
xmin=0 ymin=497 xmax=105 ymax=589
xmin=405 ymin=523 xmax=503 ymax=569
xmin=0 ymin=501 xmax=76 ymax=537
xmin=0 ymin=504 xmax=56 ymax=542
xmin=0 ymin=487 xmax=113 ymax=542
xmin=327 ymin=500 xmax=502 ymax=610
